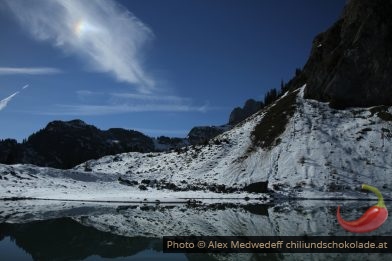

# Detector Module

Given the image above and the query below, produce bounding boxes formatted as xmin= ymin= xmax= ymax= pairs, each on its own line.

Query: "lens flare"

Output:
xmin=74 ymin=20 xmax=99 ymax=37
xmin=74 ymin=20 xmax=84 ymax=36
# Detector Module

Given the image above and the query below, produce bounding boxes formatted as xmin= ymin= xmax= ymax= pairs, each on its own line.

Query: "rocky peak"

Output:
xmin=303 ymin=0 xmax=392 ymax=108
xmin=45 ymin=119 xmax=95 ymax=132
xmin=229 ymin=99 xmax=263 ymax=125
xmin=187 ymin=125 xmax=230 ymax=145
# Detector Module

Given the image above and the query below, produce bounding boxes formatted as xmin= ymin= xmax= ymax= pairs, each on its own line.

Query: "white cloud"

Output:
xmin=110 ymin=93 xmax=191 ymax=103
xmin=0 ymin=92 xmax=20 ymax=111
xmin=34 ymin=103 xmax=209 ymax=116
xmin=4 ymin=0 xmax=155 ymax=93
xmin=0 ymin=67 xmax=61 ymax=75
xmin=61 ymin=90 xmax=209 ymax=115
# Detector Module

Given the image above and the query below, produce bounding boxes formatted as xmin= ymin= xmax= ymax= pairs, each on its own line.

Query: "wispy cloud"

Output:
xmin=75 ymin=90 xmax=105 ymax=102
xmin=110 ymin=93 xmax=191 ymax=103
xmin=76 ymin=90 xmax=99 ymax=96
xmin=0 ymin=83 xmax=30 ymax=111
xmin=0 ymin=67 xmax=61 ymax=75
xmin=34 ymin=103 xmax=209 ymax=116
xmin=4 ymin=0 xmax=155 ymax=93
xmin=0 ymin=92 xmax=20 ymax=111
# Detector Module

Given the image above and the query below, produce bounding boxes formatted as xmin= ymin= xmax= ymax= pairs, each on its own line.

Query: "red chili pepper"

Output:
xmin=337 ymin=184 xmax=388 ymax=233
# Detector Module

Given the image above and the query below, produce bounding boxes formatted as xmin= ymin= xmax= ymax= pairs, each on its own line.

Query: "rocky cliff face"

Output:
xmin=303 ymin=0 xmax=392 ymax=108
xmin=229 ymin=99 xmax=264 ymax=125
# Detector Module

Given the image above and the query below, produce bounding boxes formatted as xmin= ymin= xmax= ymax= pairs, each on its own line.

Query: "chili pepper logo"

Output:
xmin=337 ymin=184 xmax=388 ymax=233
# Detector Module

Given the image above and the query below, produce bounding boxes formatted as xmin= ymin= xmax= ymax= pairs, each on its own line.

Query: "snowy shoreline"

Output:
xmin=0 ymin=191 xmax=387 ymax=204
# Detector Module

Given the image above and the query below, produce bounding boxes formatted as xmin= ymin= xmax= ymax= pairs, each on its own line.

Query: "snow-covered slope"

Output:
xmin=1 ymin=85 xmax=391 ymax=200
xmin=75 ymin=85 xmax=392 ymax=199
xmin=0 ymin=163 xmax=254 ymax=201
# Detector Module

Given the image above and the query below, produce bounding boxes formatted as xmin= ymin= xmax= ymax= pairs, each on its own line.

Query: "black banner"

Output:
xmin=163 ymin=236 xmax=392 ymax=253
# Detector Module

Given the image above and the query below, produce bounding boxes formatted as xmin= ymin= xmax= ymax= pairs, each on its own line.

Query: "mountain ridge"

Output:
xmin=0 ymin=120 xmax=155 ymax=169
xmin=1 ymin=86 xmax=391 ymax=201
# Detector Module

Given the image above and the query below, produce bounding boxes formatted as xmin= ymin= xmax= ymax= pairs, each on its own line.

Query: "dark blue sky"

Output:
xmin=0 ymin=0 xmax=345 ymax=141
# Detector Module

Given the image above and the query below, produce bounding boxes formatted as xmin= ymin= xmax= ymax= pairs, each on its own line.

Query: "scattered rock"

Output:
xmin=138 ymin=185 xmax=148 ymax=191
xmin=243 ymin=181 xmax=269 ymax=193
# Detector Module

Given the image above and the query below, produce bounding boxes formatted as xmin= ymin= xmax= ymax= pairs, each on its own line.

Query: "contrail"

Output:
xmin=0 ymin=83 xmax=30 ymax=111
xmin=0 ymin=91 xmax=20 ymax=111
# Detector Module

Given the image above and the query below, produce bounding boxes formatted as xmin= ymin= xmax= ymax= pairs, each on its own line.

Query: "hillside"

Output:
xmin=1 ymin=86 xmax=391 ymax=201
xmin=0 ymin=120 xmax=155 ymax=169
xmin=73 ymin=86 xmax=392 ymax=199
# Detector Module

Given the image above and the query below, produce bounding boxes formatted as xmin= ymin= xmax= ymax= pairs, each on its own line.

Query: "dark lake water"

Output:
xmin=0 ymin=200 xmax=391 ymax=260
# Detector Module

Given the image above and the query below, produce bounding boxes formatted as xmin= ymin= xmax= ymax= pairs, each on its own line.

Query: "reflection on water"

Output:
xmin=0 ymin=200 xmax=391 ymax=260
xmin=0 ymin=237 xmax=32 ymax=261
xmin=84 ymin=250 xmax=187 ymax=261
xmin=0 ymin=218 xmax=162 ymax=260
